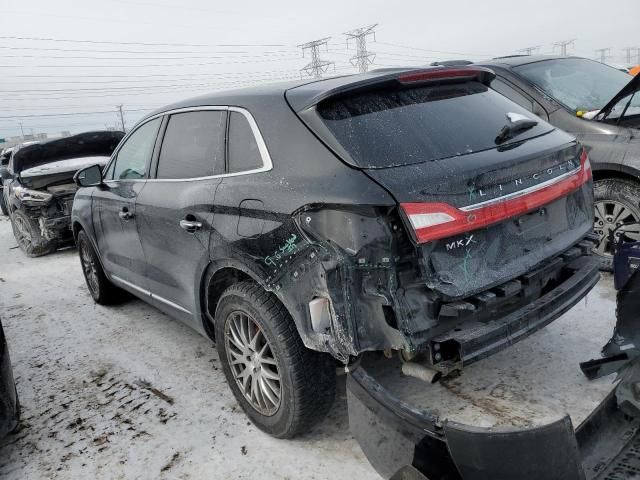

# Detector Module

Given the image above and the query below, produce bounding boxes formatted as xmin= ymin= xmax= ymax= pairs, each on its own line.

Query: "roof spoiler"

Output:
xmin=290 ymin=66 xmax=496 ymax=112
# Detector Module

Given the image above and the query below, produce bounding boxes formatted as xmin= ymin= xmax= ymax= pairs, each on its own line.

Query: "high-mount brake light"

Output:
xmin=401 ymin=148 xmax=592 ymax=244
xmin=397 ymin=67 xmax=494 ymax=85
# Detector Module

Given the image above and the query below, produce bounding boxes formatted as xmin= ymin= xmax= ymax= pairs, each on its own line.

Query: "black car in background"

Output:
xmin=473 ymin=55 xmax=640 ymax=269
xmin=1 ymin=131 xmax=123 ymax=256
xmin=0 ymin=318 xmax=19 ymax=438
xmin=71 ymin=67 xmax=598 ymax=438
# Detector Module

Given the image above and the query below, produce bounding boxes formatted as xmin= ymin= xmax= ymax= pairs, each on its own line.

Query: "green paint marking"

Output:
xmin=459 ymin=248 xmax=473 ymax=282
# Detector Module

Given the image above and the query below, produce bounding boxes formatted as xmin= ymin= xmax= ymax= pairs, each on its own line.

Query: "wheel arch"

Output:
xmin=592 ymin=164 xmax=640 ymax=184
xmin=200 ymin=260 xmax=266 ymax=341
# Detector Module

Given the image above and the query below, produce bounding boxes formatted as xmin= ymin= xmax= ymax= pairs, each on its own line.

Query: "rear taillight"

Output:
xmin=401 ymin=148 xmax=592 ymax=244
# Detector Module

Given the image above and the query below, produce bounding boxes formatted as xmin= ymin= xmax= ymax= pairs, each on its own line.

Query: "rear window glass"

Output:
xmin=157 ymin=110 xmax=226 ymax=179
xmin=317 ymin=82 xmax=553 ymax=168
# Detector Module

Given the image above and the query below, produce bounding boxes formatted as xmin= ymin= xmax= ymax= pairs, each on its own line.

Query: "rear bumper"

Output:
xmin=347 ymin=361 xmax=640 ymax=480
xmin=432 ymin=253 xmax=600 ymax=368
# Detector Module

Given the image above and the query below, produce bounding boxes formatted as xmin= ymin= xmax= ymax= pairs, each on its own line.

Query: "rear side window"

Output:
xmin=317 ymin=82 xmax=553 ymax=168
xmin=228 ymin=111 xmax=262 ymax=173
xmin=112 ymin=117 xmax=161 ymax=180
xmin=157 ymin=110 xmax=226 ymax=179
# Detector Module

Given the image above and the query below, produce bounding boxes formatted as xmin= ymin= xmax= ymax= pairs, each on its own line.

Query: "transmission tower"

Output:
xmin=298 ymin=38 xmax=334 ymax=79
xmin=553 ymin=39 xmax=575 ymax=56
xmin=519 ymin=45 xmax=541 ymax=55
xmin=344 ymin=24 xmax=377 ymax=73
xmin=595 ymin=48 xmax=611 ymax=64
xmin=622 ymin=47 xmax=636 ymax=65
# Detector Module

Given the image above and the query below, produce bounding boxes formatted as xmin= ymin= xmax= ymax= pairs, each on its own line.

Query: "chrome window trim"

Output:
xmin=103 ymin=105 xmax=273 ymax=184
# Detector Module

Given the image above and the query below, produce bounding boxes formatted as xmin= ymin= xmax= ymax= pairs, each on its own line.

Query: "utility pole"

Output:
xmin=298 ymin=38 xmax=334 ymax=79
xmin=553 ymin=39 xmax=575 ymax=56
xmin=19 ymin=122 xmax=24 ymax=138
xmin=595 ymin=48 xmax=611 ymax=64
xmin=519 ymin=45 xmax=541 ymax=55
xmin=344 ymin=24 xmax=377 ymax=73
xmin=116 ymin=104 xmax=126 ymax=132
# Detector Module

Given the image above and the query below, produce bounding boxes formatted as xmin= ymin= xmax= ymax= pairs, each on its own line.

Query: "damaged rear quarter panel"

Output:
xmin=205 ymin=97 xmax=405 ymax=361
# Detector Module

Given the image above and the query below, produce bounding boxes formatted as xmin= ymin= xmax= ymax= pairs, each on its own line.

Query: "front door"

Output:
xmin=93 ymin=117 xmax=162 ymax=292
xmin=135 ymin=109 xmax=226 ymax=323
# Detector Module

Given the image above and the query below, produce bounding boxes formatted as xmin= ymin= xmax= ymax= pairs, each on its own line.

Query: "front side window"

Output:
xmin=111 ymin=118 xmax=161 ymax=180
xmin=228 ymin=111 xmax=262 ymax=173
xmin=156 ymin=110 xmax=226 ymax=179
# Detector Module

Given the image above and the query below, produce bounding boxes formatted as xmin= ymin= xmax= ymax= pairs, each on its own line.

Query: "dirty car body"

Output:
xmin=4 ymin=131 xmax=123 ymax=256
xmin=72 ymin=67 xmax=597 ymax=373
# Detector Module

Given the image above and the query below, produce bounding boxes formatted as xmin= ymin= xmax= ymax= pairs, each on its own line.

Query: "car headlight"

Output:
xmin=13 ymin=186 xmax=53 ymax=204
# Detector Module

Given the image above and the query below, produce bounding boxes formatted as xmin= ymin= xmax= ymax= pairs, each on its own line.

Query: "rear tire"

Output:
xmin=214 ymin=281 xmax=336 ymax=439
xmin=10 ymin=209 xmax=55 ymax=257
xmin=593 ymin=178 xmax=640 ymax=272
xmin=77 ymin=230 xmax=122 ymax=304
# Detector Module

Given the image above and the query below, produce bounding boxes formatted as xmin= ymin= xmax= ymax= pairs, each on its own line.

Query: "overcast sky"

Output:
xmin=0 ymin=0 xmax=638 ymax=138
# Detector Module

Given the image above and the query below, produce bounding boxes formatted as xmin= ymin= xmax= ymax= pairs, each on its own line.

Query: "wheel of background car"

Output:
xmin=77 ymin=230 xmax=122 ymax=304
xmin=10 ymin=210 xmax=55 ymax=257
xmin=0 ymin=191 xmax=8 ymax=216
xmin=593 ymin=178 xmax=640 ymax=271
xmin=214 ymin=281 xmax=336 ymax=439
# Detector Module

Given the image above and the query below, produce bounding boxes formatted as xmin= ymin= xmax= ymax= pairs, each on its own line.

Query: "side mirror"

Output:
xmin=74 ymin=164 xmax=103 ymax=187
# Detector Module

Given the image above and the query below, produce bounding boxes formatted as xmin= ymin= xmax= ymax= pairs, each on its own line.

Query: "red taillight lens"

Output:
xmin=401 ymin=149 xmax=592 ymax=244
xmin=397 ymin=67 xmax=495 ymax=85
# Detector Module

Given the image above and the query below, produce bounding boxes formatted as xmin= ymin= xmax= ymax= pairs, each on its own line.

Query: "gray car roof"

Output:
xmin=477 ymin=55 xmax=579 ymax=68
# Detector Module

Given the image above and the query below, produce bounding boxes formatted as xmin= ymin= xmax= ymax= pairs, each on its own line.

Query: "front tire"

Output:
xmin=0 ymin=189 xmax=8 ymax=216
xmin=214 ymin=281 xmax=336 ymax=438
xmin=10 ymin=209 xmax=55 ymax=257
xmin=593 ymin=178 xmax=640 ymax=271
xmin=77 ymin=230 xmax=121 ymax=304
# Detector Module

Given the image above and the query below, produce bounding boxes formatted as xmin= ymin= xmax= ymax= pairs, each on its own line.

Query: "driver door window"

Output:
xmin=110 ymin=118 xmax=161 ymax=180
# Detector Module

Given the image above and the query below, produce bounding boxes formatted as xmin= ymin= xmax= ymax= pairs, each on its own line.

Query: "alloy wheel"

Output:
xmin=13 ymin=215 xmax=32 ymax=250
xmin=224 ymin=311 xmax=282 ymax=416
xmin=79 ymin=241 xmax=100 ymax=295
xmin=593 ymin=200 xmax=640 ymax=257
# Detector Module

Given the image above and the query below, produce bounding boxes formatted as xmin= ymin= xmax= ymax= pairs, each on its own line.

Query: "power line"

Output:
xmin=0 ymin=52 xmax=301 ymax=61
xmin=344 ymin=24 xmax=377 ymax=73
xmin=374 ymin=41 xmax=496 ymax=58
xmin=553 ymin=39 xmax=575 ymax=56
xmin=298 ymin=38 xmax=334 ymax=79
xmin=0 ymin=109 xmax=151 ymax=120
xmin=0 ymin=35 xmax=288 ymax=48
xmin=0 ymin=57 xmax=303 ymax=68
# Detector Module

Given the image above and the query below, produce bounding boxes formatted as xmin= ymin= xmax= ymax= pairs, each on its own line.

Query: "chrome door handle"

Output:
xmin=180 ymin=219 xmax=202 ymax=232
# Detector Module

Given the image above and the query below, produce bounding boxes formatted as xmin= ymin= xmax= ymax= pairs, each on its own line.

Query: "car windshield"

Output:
xmin=514 ymin=57 xmax=640 ymax=116
xmin=317 ymin=81 xmax=553 ymax=168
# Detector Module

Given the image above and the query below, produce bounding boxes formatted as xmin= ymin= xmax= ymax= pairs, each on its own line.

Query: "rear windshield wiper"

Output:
xmin=495 ymin=112 xmax=538 ymax=145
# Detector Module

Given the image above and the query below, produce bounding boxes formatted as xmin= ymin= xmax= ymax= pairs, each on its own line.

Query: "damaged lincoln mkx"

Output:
xmin=71 ymin=66 xmax=598 ymax=438
xmin=2 ymin=131 xmax=123 ymax=256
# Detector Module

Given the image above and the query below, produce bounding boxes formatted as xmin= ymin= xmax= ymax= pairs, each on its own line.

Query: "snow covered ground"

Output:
xmin=0 ymin=214 xmax=619 ymax=479
xmin=0 ymin=216 xmax=376 ymax=479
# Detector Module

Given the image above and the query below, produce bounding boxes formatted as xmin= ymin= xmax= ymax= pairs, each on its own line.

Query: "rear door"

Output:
xmin=135 ymin=108 xmax=226 ymax=323
xmin=94 ymin=117 xmax=161 ymax=291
